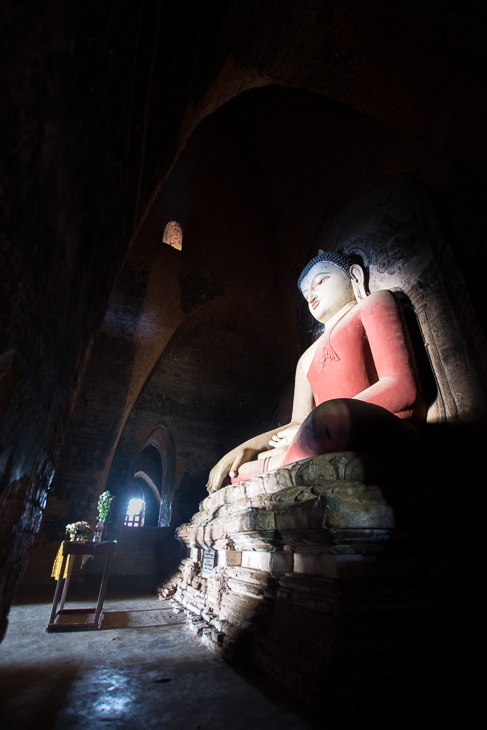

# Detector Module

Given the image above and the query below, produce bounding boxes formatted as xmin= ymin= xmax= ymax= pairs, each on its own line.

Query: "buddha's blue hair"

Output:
xmin=298 ymin=250 xmax=355 ymax=291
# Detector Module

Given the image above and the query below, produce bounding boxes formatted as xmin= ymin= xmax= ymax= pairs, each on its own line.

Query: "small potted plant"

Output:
xmin=93 ymin=491 xmax=115 ymax=542
xmin=65 ymin=521 xmax=91 ymax=542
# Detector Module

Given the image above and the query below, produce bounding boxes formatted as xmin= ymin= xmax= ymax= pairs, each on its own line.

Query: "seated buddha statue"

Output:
xmin=207 ymin=251 xmax=427 ymax=493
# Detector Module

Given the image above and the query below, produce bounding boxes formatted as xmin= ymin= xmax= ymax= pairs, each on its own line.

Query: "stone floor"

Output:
xmin=0 ymin=582 xmax=320 ymax=730
xmin=0 ymin=581 xmax=478 ymax=730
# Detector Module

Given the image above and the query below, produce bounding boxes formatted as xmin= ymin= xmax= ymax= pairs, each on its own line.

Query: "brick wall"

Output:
xmin=22 ymin=527 xmax=182 ymax=587
xmin=84 ymin=527 xmax=180 ymax=580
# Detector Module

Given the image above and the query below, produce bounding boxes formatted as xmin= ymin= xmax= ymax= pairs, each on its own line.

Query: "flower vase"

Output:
xmin=93 ymin=520 xmax=104 ymax=543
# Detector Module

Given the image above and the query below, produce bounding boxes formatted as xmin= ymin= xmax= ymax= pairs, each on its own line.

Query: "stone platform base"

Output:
xmin=164 ymin=452 xmax=476 ymax=718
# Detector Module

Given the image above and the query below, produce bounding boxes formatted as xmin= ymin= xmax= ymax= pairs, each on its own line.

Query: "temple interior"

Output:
xmin=1 ymin=2 xmax=486 ymax=727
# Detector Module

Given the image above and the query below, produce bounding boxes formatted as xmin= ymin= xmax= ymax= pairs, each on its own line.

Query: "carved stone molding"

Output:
xmin=165 ymin=452 xmax=473 ymax=715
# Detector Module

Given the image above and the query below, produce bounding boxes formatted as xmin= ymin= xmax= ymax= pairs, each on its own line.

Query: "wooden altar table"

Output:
xmin=46 ymin=540 xmax=117 ymax=632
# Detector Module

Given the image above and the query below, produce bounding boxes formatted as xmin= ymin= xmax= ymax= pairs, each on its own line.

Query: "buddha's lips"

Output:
xmin=311 ymin=300 xmax=319 ymax=309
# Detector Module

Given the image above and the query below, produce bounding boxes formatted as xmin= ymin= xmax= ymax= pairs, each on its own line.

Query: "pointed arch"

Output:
xmin=135 ymin=425 xmax=177 ymax=527
xmin=162 ymin=221 xmax=182 ymax=250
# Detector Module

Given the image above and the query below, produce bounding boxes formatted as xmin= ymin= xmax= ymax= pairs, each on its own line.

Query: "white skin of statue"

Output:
xmin=206 ymin=261 xmax=369 ymax=493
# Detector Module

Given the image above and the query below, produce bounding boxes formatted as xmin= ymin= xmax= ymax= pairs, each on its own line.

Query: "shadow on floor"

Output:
xmin=48 ymin=607 xmax=186 ymax=630
xmin=14 ymin=576 xmax=162 ymax=606
xmin=1 ymin=591 xmax=322 ymax=730
xmin=0 ymin=662 xmax=81 ymax=730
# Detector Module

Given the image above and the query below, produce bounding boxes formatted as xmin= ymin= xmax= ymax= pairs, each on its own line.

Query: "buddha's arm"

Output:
xmin=267 ymin=356 xmax=315 ymax=450
xmin=354 ymin=290 xmax=419 ymax=417
xmin=207 ymin=358 xmax=314 ymax=493
xmin=207 ymin=429 xmax=287 ymax=493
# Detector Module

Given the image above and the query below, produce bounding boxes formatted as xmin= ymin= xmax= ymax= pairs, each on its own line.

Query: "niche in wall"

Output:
xmin=129 ymin=426 xmax=177 ymax=529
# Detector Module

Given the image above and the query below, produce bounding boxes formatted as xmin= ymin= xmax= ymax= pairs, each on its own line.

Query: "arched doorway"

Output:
xmin=123 ymin=425 xmax=177 ymax=529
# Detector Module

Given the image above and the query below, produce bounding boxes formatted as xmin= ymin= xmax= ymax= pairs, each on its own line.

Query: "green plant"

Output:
xmin=97 ymin=491 xmax=115 ymax=524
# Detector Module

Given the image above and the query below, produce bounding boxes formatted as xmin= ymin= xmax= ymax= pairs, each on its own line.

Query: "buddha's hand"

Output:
xmin=268 ymin=425 xmax=300 ymax=449
xmin=207 ymin=446 xmax=261 ymax=493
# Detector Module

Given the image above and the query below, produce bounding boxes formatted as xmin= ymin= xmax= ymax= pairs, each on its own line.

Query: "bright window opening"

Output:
xmin=162 ymin=221 xmax=182 ymax=250
xmin=124 ymin=498 xmax=145 ymax=527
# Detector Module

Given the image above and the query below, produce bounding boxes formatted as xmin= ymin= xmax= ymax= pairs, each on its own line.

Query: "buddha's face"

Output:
xmin=300 ymin=262 xmax=356 ymax=324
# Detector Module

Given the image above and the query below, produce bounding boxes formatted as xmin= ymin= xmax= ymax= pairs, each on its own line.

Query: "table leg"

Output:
xmin=59 ymin=556 xmax=74 ymax=611
xmin=93 ymin=554 xmax=112 ymax=627
xmin=48 ymin=555 xmax=68 ymax=627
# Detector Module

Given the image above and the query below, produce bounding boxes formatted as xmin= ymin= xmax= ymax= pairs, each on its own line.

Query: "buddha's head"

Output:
xmin=298 ymin=251 xmax=367 ymax=324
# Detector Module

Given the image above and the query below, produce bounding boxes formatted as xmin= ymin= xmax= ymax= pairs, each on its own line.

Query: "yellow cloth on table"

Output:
xmin=51 ymin=540 xmax=94 ymax=579
xmin=51 ymin=542 xmax=72 ymax=581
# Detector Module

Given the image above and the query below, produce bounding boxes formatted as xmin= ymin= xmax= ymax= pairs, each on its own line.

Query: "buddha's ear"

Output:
xmin=350 ymin=264 xmax=367 ymax=301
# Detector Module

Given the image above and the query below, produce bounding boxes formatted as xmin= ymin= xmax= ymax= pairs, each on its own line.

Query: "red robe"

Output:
xmin=306 ymin=290 xmax=425 ymax=423
xmin=231 ymin=290 xmax=426 ymax=482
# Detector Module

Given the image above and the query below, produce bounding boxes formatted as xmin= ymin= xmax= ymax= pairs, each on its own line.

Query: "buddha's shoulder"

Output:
xmin=355 ymin=289 xmax=397 ymax=312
